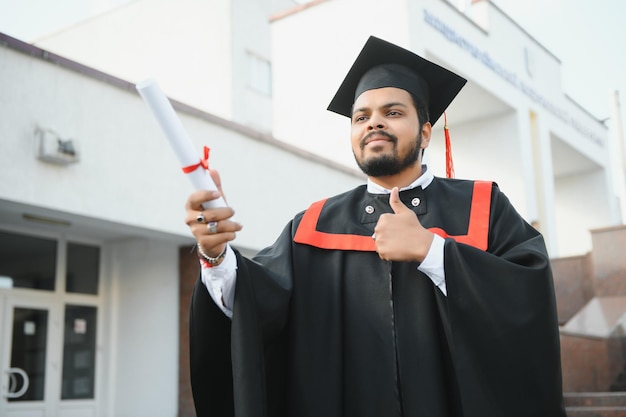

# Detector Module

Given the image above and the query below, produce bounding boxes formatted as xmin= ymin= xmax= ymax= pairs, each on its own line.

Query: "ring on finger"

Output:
xmin=196 ymin=212 xmax=206 ymax=223
xmin=207 ymin=221 xmax=218 ymax=234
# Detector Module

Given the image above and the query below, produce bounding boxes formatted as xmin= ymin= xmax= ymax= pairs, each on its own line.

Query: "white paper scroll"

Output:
xmin=136 ymin=78 xmax=226 ymax=209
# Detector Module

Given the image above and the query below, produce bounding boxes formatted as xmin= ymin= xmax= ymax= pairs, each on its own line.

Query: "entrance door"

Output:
xmin=0 ymin=230 xmax=101 ymax=417
xmin=0 ymin=294 xmax=62 ymax=417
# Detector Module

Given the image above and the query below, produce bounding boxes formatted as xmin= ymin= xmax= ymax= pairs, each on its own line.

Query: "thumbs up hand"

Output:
xmin=373 ymin=187 xmax=434 ymax=262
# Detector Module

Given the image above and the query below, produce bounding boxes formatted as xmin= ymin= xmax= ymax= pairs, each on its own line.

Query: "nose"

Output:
xmin=368 ymin=114 xmax=386 ymax=130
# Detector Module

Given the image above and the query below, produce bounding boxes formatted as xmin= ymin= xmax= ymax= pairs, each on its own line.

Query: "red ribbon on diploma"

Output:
xmin=181 ymin=146 xmax=210 ymax=173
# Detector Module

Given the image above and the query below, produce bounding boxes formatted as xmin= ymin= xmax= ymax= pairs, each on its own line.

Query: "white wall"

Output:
xmin=231 ymin=0 xmax=274 ymax=132
xmin=34 ymin=0 xmax=234 ymax=120
xmin=429 ymin=111 xmax=529 ymax=216
xmin=554 ymin=169 xmax=613 ymax=257
xmin=0 ymin=44 xmax=363 ymax=250
xmin=17 ymin=0 xmax=617 ymax=257
xmin=0 ymin=37 xmax=365 ymax=416
xmin=106 ymin=238 xmax=179 ymax=417
xmin=271 ymin=0 xmax=412 ymax=168
xmin=0 ymin=46 xmax=190 ymax=239
xmin=268 ymin=0 xmax=615 ymax=256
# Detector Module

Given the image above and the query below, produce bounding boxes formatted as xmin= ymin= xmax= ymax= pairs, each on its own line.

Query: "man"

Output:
xmin=185 ymin=36 xmax=565 ymax=417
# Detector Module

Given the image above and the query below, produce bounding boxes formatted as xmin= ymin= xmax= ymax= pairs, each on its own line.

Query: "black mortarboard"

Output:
xmin=327 ymin=36 xmax=467 ymax=127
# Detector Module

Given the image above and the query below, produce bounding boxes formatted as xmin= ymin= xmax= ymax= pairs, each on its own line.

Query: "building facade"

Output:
xmin=0 ymin=0 xmax=622 ymax=416
xmin=33 ymin=0 xmax=619 ymax=257
xmin=0 ymin=34 xmax=362 ymax=417
xmin=269 ymin=0 xmax=619 ymax=257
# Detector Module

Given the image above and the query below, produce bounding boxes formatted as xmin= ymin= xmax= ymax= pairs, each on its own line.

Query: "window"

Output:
xmin=0 ymin=230 xmax=57 ymax=291
xmin=9 ymin=308 xmax=49 ymax=401
xmin=0 ymin=229 xmax=101 ymax=405
xmin=62 ymin=305 xmax=97 ymax=399
xmin=247 ymin=51 xmax=272 ymax=96
xmin=66 ymin=242 xmax=100 ymax=295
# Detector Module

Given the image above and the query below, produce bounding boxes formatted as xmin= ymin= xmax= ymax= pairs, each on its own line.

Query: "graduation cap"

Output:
xmin=327 ymin=36 xmax=467 ymax=177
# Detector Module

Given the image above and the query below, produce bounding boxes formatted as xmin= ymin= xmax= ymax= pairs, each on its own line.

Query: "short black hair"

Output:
xmin=408 ymin=92 xmax=429 ymax=129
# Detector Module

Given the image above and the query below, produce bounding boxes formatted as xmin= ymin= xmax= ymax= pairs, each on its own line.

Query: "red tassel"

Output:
xmin=444 ymin=112 xmax=455 ymax=179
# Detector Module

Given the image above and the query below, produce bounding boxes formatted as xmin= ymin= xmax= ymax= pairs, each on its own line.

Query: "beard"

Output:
xmin=354 ymin=130 xmax=422 ymax=177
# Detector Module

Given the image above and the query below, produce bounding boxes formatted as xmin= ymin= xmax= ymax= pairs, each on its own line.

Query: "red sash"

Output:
xmin=293 ymin=181 xmax=492 ymax=251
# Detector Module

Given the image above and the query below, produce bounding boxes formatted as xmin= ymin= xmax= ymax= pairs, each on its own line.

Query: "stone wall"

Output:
xmin=555 ymin=225 xmax=626 ymax=392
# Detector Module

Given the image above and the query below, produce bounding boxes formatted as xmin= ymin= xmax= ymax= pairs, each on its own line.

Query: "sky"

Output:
xmin=0 ymin=0 xmax=624 ymax=134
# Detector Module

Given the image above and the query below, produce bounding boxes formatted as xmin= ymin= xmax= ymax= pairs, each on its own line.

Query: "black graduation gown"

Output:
xmin=189 ymin=177 xmax=566 ymax=417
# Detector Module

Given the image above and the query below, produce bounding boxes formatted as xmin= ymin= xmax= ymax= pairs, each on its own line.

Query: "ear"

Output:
xmin=420 ymin=122 xmax=432 ymax=150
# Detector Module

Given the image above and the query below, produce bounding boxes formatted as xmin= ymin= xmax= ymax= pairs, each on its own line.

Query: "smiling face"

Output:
xmin=351 ymin=87 xmax=431 ymax=185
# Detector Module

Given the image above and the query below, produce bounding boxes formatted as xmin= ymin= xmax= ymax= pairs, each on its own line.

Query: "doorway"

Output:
xmin=0 ymin=294 xmax=62 ymax=416
xmin=0 ymin=229 xmax=101 ymax=417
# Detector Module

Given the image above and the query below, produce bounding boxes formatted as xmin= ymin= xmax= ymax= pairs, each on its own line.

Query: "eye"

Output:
xmin=352 ymin=114 xmax=367 ymax=123
xmin=387 ymin=109 xmax=402 ymax=117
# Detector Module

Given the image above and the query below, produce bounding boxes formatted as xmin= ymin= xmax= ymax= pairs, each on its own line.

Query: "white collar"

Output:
xmin=367 ymin=165 xmax=434 ymax=194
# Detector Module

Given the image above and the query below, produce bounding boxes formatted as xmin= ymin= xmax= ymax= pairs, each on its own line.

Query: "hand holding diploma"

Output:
xmin=184 ymin=179 xmax=242 ymax=264
xmin=135 ymin=78 xmax=226 ymax=209
xmin=136 ymin=78 xmax=241 ymax=261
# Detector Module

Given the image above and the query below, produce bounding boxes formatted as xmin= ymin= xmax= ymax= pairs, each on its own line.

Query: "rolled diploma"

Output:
xmin=136 ymin=78 xmax=226 ymax=209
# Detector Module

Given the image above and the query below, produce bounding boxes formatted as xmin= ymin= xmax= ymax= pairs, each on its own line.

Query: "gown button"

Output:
xmin=411 ymin=198 xmax=421 ymax=207
xmin=365 ymin=205 xmax=375 ymax=214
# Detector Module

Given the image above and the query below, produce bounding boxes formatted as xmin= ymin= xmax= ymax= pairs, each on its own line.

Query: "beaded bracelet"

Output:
xmin=197 ymin=243 xmax=227 ymax=265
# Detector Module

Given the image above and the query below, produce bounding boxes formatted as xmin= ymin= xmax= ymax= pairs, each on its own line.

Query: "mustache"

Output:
xmin=360 ymin=130 xmax=398 ymax=150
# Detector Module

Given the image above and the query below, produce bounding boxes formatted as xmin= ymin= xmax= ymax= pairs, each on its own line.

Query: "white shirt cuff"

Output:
xmin=417 ymin=234 xmax=447 ymax=296
xmin=200 ymin=245 xmax=237 ymax=318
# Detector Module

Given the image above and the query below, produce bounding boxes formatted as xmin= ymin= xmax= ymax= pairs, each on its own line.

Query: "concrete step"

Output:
xmin=611 ymin=374 xmax=626 ymax=392
xmin=565 ymin=407 xmax=626 ymax=417
xmin=565 ymin=392 xmax=626 ymax=416
xmin=564 ymin=392 xmax=626 ymax=407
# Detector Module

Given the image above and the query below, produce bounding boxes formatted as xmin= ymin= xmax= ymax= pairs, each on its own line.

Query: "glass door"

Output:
xmin=1 ymin=294 xmax=62 ymax=417
xmin=0 ymin=229 xmax=101 ymax=417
